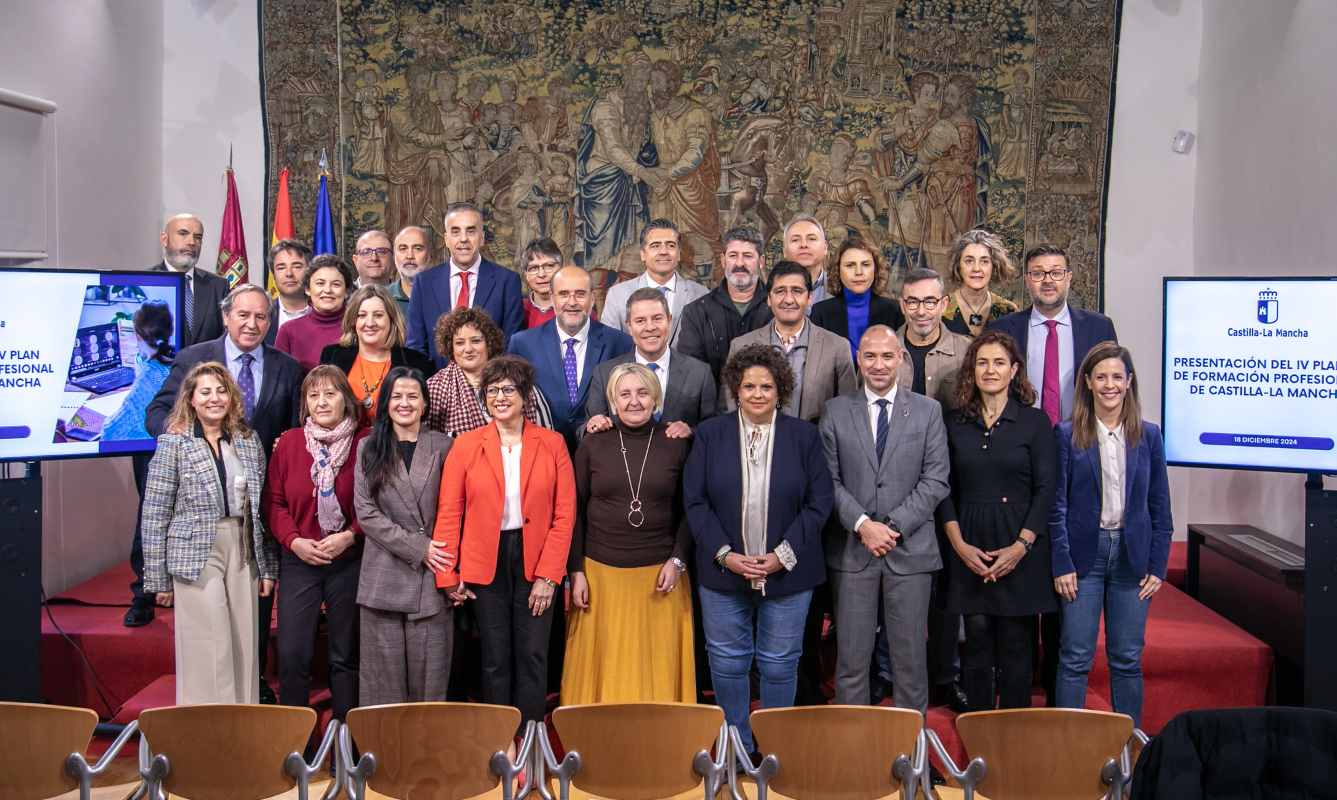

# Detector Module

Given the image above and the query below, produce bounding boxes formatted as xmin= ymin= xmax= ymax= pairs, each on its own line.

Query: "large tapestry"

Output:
xmin=261 ymin=0 xmax=1120 ymax=309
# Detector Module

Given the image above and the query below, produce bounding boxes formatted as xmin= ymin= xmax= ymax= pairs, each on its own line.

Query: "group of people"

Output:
xmin=129 ymin=203 xmax=1172 ymax=759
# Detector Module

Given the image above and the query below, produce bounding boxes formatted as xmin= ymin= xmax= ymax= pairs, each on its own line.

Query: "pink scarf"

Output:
xmin=303 ymin=415 xmax=357 ymax=533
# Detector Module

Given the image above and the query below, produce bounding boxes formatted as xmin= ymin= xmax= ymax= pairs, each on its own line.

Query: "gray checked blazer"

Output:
xmin=353 ymin=430 xmax=454 ymax=619
xmin=140 ymin=431 xmax=278 ymax=594
xmin=818 ymin=387 xmax=951 ymax=575
xmin=726 ymin=322 xmax=858 ymax=423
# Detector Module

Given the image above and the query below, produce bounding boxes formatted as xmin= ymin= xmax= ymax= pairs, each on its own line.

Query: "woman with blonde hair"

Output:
xmin=141 ymin=361 xmax=277 ymax=704
xmin=320 ymin=284 xmax=435 ymax=424
xmin=941 ymin=228 xmax=1019 ymax=337
xmin=563 ymin=363 xmax=696 ymax=704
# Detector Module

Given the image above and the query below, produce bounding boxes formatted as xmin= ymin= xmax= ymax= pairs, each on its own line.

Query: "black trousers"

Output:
xmin=472 ymin=529 xmax=553 ymax=725
xmin=129 ymin=453 xmax=152 ymax=604
xmin=962 ymin=613 xmax=1036 ymax=711
xmin=1040 ymin=609 xmax=1061 ymax=706
xmin=278 ymin=548 xmax=360 ymax=721
xmin=927 ymin=573 xmax=962 ymax=687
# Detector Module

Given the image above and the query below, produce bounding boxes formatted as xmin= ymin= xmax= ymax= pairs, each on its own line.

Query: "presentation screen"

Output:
xmin=1162 ymin=277 xmax=1337 ymax=474
xmin=0 ymin=267 xmax=184 ymax=462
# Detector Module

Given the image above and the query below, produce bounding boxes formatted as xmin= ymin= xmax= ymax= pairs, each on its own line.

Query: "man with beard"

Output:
xmin=388 ymin=226 xmax=435 ymax=321
xmin=676 ymin=227 xmax=772 ymax=384
xmin=576 ymin=52 xmax=656 ymax=270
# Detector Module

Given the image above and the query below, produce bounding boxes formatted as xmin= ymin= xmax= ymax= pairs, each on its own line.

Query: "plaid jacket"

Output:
xmin=141 ymin=431 xmax=279 ymax=593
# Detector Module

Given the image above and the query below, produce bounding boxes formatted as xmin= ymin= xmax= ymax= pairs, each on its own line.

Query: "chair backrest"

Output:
xmin=138 ymin=704 xmax=317 ymax=800
xmin=0 ymin=702 xmax=98 ymax=799
xmin=552 ymin=702 xmax=724 ymax=800
xmin=955 ymin=708 xmax=1133 ymax=800
xmin=750 ymin=705 xmax=923 ymax=800
xmin=347 ymin=702 xmax=521 ymax=800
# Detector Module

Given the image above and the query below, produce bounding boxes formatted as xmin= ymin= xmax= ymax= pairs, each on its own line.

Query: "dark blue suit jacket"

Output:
xmin=987 ymin=305 xmax=1118 ymax=372
xmin=406 ymin=258 xmax=525 ymax=366
xmin=507 ymin=318 xmax=633 ymax=450
xmin=684 ymin=412 xmax=834 ymax=597
xmin=1049 ymin=420 xmax=1174 ymax=580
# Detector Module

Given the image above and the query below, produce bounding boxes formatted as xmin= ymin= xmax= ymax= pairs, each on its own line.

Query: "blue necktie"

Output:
xmin=875 ymin=399 xmax=889 ymax=463
xmin=648 ymin=362 xmax=662 ymax=422
xmin=184 ymin=274 xmax=194 ymax=333
xmin=563 ymin=338 xmax=579 ymax=405
xmin=238 ymin=352 xmax=256 ymax=421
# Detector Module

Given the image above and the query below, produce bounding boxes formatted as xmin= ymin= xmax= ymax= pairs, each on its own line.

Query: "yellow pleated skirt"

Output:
xmin=560 ymin=558 xmax=697 ymax=705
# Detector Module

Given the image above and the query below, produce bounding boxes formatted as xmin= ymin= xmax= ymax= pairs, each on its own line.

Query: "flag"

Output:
xmin=312 ymin=151 xmax=336 ymax=256
xmin=216 ymin=165 xmax=249 ymax=287
xmin=267 ymin=167 xmax=294 ymax=295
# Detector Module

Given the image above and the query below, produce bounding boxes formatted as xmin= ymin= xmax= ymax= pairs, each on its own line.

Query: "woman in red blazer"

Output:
xmin=433 ymin=354 xmax=575 ymax=724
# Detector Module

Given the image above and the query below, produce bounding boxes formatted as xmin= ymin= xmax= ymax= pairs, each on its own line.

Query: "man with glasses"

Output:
xmin=352 ymin=230 xmax=396 ymax=287
xmin=518 ymin=237 xmax=563 ymax=329
xmin=388 ymin=226 xmax=435 ymax=321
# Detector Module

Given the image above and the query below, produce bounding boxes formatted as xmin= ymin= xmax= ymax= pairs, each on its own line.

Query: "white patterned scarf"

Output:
xmin=303 ymin=415 xmax=358 ymax=533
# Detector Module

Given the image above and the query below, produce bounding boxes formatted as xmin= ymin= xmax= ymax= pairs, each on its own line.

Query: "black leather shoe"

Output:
xmin=932 ymin=681 xmax=970 ymax=713
xmin=259 ymin=681 xmax=277 ymax=704
xmin=869 ymin=677 xmax=893 ymax=705
xmin=123 ymin=603 xmax=154 ymax=628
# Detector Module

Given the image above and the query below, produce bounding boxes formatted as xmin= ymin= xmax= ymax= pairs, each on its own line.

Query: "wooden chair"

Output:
xmin=0 ymin=701 xmax=139 ymax=800
xmin=541 ymin=702 xmax=729 ymax=800
xmin=928 ymin=708 xmax=1135 ymax=800
xmin=137 ymin=704 xmax=338 ymax=800
xmin=339 ymin=702 xmax=525 ymax=800
xmin=728 ymin=705 xmax=926 ymax=800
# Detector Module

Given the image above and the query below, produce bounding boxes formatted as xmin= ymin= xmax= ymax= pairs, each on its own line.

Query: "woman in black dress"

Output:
xmin=939 ymin=330 xmax=1057 ymax=711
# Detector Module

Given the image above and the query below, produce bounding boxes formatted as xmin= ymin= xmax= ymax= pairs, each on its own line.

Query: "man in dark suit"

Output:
xmin=584 ymin=286 xmax=717 ymax=436
xmin=407 ymin=203 xmax=525 ymax=366
xmin=264 ymin=239 xmax=311 ymax=347
xmin=126 ymin=213 xmax=230 ymax=627
xmin=987 ymin=242 xmax=1118 ymax=707
xmin=508 ymin=265 xmax=633 ymax=452
xmin=142 ymin=284 xmax=303 ymax=701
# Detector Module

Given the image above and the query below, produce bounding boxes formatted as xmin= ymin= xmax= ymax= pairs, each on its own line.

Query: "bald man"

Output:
xmin=152 ymin=213 xmax=229 ymax=347
xmin=508 ymin=265 xmax=633 ymax=450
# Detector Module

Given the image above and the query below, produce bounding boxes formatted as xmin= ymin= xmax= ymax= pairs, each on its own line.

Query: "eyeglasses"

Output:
xmin=356 ymin=247 xmax=392 ymax=257
xmin=484 ymin=385 xmax=520 ymax=398
xmin=902 ymin=296 xmax=943 ymax=311
xmin=525 ymin=261 xmax=560 ymax=274
xmin=1026 ymin=268 xmax=1071 ymax=282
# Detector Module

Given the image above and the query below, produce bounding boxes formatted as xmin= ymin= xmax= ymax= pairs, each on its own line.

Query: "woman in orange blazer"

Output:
xmin=434 ymin=354 xmax=575 ymax=724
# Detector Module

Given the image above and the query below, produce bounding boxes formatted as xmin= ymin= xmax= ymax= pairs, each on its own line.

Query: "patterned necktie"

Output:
xmin=184 ymin=273 xmax=194 ymax=334
xmin=456 ymin=270 xmax=471 ymax=309
xmin=563 ymin=338 xmax=579 ymax=405
xmin=875 ymin=398 xmax=890 ymax=463
xmin=238 ymin=352 xmax=256 ymax=421
xmin=647 ymin=362 xmax=662 ymax=422
xmin=1041 ymin=319 xmax=1061 ymax=426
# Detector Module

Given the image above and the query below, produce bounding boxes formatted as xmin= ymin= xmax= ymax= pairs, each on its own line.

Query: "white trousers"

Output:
xmin=172 ymin=518 xmax=259 ymax=705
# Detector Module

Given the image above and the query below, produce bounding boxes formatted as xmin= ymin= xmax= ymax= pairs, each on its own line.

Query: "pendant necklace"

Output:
xmin=618 ymin=426 xmax=654 ymax=528
xmin=959 ymin=290 xmax=990 ymax=329
xmin=358 ymin=358 xmax=390 ymax=409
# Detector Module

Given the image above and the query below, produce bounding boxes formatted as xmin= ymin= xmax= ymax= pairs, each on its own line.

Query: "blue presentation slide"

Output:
xmin=0 ymin=268 xmax=182 ymax=462
xmin=1163 ymin=278 xmax=1337 ymax=473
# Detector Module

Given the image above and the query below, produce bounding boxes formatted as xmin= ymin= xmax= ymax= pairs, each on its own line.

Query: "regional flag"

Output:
xmin=267 ymin=167 xmax=294 ymax=295
xmin=216 ymin=167 xmax=249 ymax=287
xmin=312 ymin=152 xmax=336 ymax=256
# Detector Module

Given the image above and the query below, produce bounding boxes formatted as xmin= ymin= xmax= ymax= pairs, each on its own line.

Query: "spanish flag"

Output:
xmin=267 ymin=167 xmax=294 ymax=295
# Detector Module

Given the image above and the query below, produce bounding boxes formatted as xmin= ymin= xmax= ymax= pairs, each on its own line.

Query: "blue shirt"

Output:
xmin=223 ymin=335 xmax=266 ymax=403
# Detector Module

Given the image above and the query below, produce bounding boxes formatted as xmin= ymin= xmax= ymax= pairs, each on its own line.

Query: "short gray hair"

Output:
xmin=626 ymin=286 xmax=671 ymax=318
xmin=782 ymin=213 xmax=826 ymax=243
xmin=220 ymin=283 xmax=271 ymax=316
xmin=901 ymin=267 xmax=945 ymax=295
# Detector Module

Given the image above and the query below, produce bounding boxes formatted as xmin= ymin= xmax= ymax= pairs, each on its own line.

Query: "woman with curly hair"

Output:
xmin=940 ymin=228 xmax=1019 ymax=337
xmin=809 ymin=238 xmax=904 ymax=362
xmin=423 ymin=307 xmax=553 ymax=436
xmin=683 ymin=343 xmax=834 ymax=761
xmin=939 ymin=330 xmax=1058 ymax=711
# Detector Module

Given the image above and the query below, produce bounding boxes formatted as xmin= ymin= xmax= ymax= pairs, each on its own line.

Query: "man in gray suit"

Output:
xmin=598 ymin=218 xmax=710 ymax=346
xmin=726 ymin=261 xmax=856 ymax=424
xmin=585 ymin=287 xmax=717 ymax=437
xmin=819 ymin=325 xmax=951 ymax=712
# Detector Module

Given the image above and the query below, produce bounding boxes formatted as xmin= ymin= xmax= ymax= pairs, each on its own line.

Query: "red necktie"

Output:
xmin=1042 ymin=319 xmax=1061 ymax=426
xmin=455 ymin=270 xmax=471 ymax=309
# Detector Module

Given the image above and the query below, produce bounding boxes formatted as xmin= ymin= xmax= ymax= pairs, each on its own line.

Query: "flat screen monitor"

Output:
xmin=1162 ymin=276 xmax=1337 ymax=474
xmin=0 ymin=267 xmax=185 ymax=462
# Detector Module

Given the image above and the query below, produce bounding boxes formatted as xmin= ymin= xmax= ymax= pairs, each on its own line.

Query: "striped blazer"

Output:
xmin=141 ymin=431 xmax=279 ymax=594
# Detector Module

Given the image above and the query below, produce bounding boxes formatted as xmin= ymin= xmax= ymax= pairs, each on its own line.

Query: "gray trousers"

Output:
xmin=831 ymin=561 xmax=933 ymax=713
xmin=358 ymin=605 xmax=453 ymax=707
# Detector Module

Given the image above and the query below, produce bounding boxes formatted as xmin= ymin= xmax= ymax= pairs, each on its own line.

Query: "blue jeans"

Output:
xmin=698 ymin=585 xmax=813 ymax=755
xmin=1056 ymin=529 xmax=1151 ymax=726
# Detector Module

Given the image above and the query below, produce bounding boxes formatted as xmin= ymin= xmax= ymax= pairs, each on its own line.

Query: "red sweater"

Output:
xmin=262 ymin=427 xmax=369 ymax=551
xmin=275 ymin=307 xmax=344 ymax=372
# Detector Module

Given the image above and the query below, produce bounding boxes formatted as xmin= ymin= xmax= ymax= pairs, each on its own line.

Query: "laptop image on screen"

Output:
xmin=68 ymin=321 xmax=135 ymax=394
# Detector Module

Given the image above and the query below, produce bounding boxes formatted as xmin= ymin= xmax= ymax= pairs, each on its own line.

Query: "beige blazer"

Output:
xmin=896 ymin=323 xmax=972 ymax=410
xmin=725 ymin=322 xmax=858 ymax=423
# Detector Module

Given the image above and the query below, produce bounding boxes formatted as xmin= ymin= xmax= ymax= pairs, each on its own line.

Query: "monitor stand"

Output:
xmin=0 ymin=461 xmax=41 ymax=701
xmin=1304 ymin=473 xmax=1337 ymax=709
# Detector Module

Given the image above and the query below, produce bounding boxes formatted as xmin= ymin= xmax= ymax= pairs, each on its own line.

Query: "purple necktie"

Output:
xmin=238 ymin=352 xmax=256 ymax=421
xmin=563 ymin=338 xmax=579 ymax=405
xmin=1041 ymin=319 xmax=1060 ymax=426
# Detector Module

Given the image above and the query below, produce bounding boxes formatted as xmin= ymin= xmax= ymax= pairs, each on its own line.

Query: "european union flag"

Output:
xmin=312 ymin=172 xmax=336 ymax=256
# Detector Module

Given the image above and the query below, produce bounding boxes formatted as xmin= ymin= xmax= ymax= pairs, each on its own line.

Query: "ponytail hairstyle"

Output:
xmin=1071 ymin=341 xmax=1142 ymax=450
xmin=361 ymin=366 xmax=431 ymax=498
xmin=134 ymin=300 xmax=176 ymax=365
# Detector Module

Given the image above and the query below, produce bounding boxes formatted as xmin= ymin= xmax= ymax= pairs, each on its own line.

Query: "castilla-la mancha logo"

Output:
xmin=1257 ymin=288 xmax=1278 ymax=324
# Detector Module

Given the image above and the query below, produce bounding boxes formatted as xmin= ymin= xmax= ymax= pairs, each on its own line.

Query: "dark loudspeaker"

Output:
xmin=0 ymin=473 xmax=42 ymax=701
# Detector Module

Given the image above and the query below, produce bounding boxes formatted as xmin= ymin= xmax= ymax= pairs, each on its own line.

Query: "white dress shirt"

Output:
xmin=1026 ymin=304 xmax=1075 ymax=421
xmin=853 ymin=384 xmax=897 ymax=533
xmin=450 ymin=255 xmax=482 ymax=309
xmin=643 ymin=271 xmax=680 ymax=313
xmin=635 ymin=348 xmax=671 ymax=397
xmin=1096 ymin=419 xmax=1126 ymax=529
xmin=558 ymin=318 xmax=592 ymax=387
xmin=276 ymin=302 xmax=309 ymax=330
xmin=500 ymin=442 xmax=524 ymax=530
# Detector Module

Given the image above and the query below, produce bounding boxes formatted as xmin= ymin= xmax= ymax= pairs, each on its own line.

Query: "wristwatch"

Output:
xmin=541 ymin=577 xmax=559 ymax=589
xmin=670 ymin=557 xmax=687 ymax=572
xmin=1017 ymin=536 xmax=1034 ymax=554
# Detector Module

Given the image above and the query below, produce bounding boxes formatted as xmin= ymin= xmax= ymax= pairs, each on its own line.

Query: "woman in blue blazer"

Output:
xmin=1050 ymin=341 xmax=1173 ymax=726
xmin=684 ymin=343 xmax=833 ymax=760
